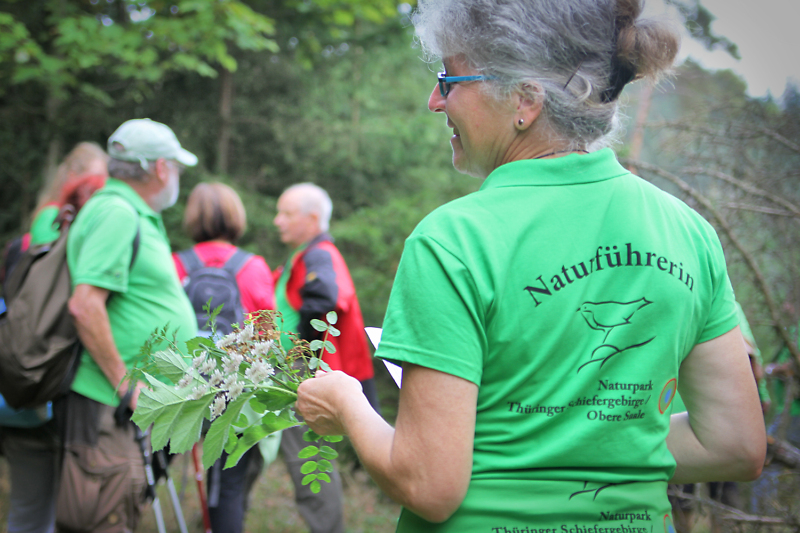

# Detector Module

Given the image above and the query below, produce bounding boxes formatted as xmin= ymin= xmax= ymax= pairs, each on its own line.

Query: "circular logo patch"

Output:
xmin=664 ymin=514 xmax=675 ymax=533
xmin=658 ymin=378 xmax=678 ymax=414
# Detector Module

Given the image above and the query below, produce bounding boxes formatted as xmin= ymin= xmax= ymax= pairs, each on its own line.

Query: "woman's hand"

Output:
xmin=296 ymin=370 xmax=364 ymax=436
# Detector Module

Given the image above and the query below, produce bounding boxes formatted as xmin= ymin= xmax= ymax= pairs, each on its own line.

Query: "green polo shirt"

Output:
xmin=67 ymin=178 xmax=196 ymax=406
xmin=377 ymin=149 xmax=738 ymax=531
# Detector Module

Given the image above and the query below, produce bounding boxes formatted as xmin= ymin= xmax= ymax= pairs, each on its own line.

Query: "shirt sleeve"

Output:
xmin=69 ymin=199 xmax=138 ymax=293
xmin=376 ymin=233 xmax=487 ymax=386
xmin=696 ymin=229 xmax=738 ymax=344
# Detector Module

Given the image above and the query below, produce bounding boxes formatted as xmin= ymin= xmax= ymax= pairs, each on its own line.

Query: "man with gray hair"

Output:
xmin=273 ymin=183 xmax=377 ymax=533
xmin=61 ymin=118 xmax=198 ymax=531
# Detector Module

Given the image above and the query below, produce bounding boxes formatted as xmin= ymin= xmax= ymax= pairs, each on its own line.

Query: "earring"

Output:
xmin=518 ymin=118 xmax=524 ymax=126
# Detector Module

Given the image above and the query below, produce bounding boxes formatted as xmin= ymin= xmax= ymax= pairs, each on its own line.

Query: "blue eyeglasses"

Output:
xmin=437 ymin=72 xmax=496 ymax=97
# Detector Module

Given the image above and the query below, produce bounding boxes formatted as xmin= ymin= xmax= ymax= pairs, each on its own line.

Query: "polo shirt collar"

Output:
xmin=480 ymin=148 xmax=630 ymax=190
xmin=101 ymin=178 xmax=159 ymax=218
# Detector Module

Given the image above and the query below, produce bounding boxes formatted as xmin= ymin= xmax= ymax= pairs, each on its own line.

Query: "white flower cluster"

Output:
xmin=177 ymin=323 xmax=281 ymax=421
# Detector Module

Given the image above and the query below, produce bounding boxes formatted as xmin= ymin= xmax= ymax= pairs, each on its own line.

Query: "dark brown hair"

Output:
xmin=183 ymin=182 xmax=247 ymax=244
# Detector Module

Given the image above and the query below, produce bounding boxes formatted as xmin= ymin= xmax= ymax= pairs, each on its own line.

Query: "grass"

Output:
xmin=0 ymin=451 xmax=401 ymax=533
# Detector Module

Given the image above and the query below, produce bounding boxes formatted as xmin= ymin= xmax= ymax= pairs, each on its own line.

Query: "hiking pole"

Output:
xmin=154 ymin=449 xmax=189 ymax=533
xmin=135 ymin=426 xmax=167 ymax=533
xmin=192 ymin=443 xmax=213 ymax=533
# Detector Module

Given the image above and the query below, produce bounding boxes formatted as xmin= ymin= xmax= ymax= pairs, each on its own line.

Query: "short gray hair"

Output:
xmin=284 ymin=183 xmax=333 ymax=232
xmin=413 ymin=0 xmax=679 ymax=148
xmin=107 ymin=158 xmax=154 ymax=181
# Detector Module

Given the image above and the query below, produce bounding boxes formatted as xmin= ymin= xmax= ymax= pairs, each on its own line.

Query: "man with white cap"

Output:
xmin=60 ymin=119 xmax=198 ymax=532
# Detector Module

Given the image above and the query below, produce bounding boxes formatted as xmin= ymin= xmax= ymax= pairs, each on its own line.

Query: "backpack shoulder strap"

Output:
xmin=222 ymin=248 xmax=253 ymax=278
xmin=177 ymin=248 xmax=204 ymax=275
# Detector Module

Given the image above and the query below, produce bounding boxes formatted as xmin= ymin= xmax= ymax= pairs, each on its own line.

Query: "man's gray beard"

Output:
xmin=152 ymin=175 xmax=179 ymax=212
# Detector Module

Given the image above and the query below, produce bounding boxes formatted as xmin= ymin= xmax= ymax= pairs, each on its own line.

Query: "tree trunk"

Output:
xmin=217 ymin=67 xmax=234 ymax=175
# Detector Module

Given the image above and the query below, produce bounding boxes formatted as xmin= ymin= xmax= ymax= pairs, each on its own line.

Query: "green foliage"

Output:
xmin=129 ymin=309 xmax=342 ymax=481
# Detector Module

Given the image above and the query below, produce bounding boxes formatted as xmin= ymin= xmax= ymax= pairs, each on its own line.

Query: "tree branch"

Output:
xmin=622 ymin=158 xmax=800 ymax=368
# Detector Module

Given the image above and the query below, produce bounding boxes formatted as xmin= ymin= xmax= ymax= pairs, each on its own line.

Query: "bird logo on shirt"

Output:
xmin=576 ymin=297 xmax=655 ymax=373
xmin=577 ymin=298 xmax=652 ymax=343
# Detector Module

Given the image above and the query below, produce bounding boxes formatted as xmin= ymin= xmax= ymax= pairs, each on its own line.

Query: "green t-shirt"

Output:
xmin=275 ymin=246 xmax=305 ymax=353
xmin=377 ymin=149 xmax=738 ymax=531
xmin=29 ymin=205 xmax=60 ymax=245
xmin=67 ymin=178 xmax=197 ymax=406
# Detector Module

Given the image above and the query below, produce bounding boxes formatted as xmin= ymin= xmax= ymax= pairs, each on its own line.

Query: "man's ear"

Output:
xmin=152 ymin=158 xmax=170 ymax=185
xmin=513 ymin=82 xmax=545 ymax=131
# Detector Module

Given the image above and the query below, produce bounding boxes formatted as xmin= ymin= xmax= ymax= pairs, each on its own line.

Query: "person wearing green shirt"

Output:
xmin=0 ymin=141 xmax=107 ymax=533
xmin=294 ymin=1 xmax=765 ymax=531
xmin=62 ymin=119 xmax=198 ymax=532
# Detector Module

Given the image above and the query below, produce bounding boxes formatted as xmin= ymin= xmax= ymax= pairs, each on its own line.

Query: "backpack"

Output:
xmin=0 ymin=203 xmax=139 ymax=410
xmin=177 ymin=247 xmax=253 ymax=336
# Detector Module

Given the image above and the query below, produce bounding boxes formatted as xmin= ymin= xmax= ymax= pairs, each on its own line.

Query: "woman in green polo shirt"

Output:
xmin=295 ymin=0 xmax=766 ymax=531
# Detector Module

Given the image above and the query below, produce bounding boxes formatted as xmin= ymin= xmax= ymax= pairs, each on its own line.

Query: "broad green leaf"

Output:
xmin=327 ymin=325 xmax=340 ymax=337
xmin=203 ymin=392 xmax=255 ymax=470
xmin=317 ymin=473 xmax=331 ymax=483
xmin=298 ymin=445 xmax=319 ymax=458
xmin=323 ymin=340 xmax=336 ymax=354
xmin=224 ymin=427 xmax=238 ymax=454
xmin=301 ymin=474 xmax=318 ymax=486
xmin=323 ymin=435 xmax=344 ymax=443
xmin=224 ymin=425 xmax=268 ymax=469
xmin=151 ymin=348 xmax=191 ymax=384
xmin=317 ymin=459 xmax=333 ymax=472
xmin=253 ymin=388 xmax=296 ymax=411
xmin=325 ymin=311 xmax=338 ymax=325
xmin=310 ymin=319 xmax=328 ymax=332
xmin=131 ymin=373 xmax=213 ymax=453
xmin=303 ymin=429 xmax=320 ymax=442
xmin=260 ymin=410 xmax=301 ymax=434
xmin=310 ymin=480 xmax=321 ymax=493
xmin=300 ymin=461 xmax=318 ymax=475
xmin=185 ymin=336 xmax=216 ymax=356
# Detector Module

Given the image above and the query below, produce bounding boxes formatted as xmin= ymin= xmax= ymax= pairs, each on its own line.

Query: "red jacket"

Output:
xmin=274 ymin=233 xmax=374 ymax=382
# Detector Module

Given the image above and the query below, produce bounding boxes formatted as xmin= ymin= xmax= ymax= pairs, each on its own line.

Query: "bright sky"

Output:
xmin=645 ymin=0 xmax=800 ymax=99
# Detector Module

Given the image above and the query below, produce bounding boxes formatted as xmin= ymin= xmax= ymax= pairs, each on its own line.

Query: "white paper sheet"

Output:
xmin=365 ymin=327 xmax=402 ymax=388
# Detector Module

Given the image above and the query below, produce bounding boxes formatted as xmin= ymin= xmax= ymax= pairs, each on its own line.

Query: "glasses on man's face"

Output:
xmin=437 ymin=71 xmax=496 ymax=97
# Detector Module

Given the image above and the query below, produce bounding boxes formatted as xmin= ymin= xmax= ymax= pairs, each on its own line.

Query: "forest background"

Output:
xmin=1 ymin=2 xmax=800 ymax=524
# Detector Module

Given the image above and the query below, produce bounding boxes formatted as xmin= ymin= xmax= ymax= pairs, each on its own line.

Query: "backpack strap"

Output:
xmin=222 ymin=248 xmax=253 ymax=278
xmin=177 ymin=248 xmax=205 ymax=275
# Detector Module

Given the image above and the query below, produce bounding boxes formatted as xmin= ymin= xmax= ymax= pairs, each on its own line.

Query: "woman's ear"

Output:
xmin=513 ymin=82 xmax=544 ymax=131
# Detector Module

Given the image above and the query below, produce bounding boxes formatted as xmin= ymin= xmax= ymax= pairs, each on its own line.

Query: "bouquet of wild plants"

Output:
xmin=129 ymin=307 xmax=342 ymax=493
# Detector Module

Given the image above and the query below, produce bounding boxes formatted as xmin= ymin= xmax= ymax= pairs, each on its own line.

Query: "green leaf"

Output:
xmin=202 ymin=392 xmax=255 ymax=469
xmin=298 ymin=445 xmax=320 ymax=458
xmin=300 ymin=461 xmax=318 ymax=475
xmin=253 ymin=388 xmax=297 ymax=411
xmin=301 ymin=473 xmax=318 ymax=486
xmin=260 ymin=410 xmax=301 ymax=434
xmin=224 ymin=422 xmax=270 ymax=468
xmin=304 ymin=429 xmax=321 ymax=442
xmin=310 ymin=319 xmax=328 ymax=332
xmin=323 ymin=434 xmax=343 ymax=443
xmin=326 ymin=325 xmax=341 ymax=337
xmin=131 ymin=373 xmax=213 ymax=453
xmin=323 ymin=340 xmax=336 ymax=354
xmin=310 ymin=480 xmax=322 ymax=494
xmin=325 ymin=311 xmax=338 ymax=325
xmin=317 ymin=459 xmax=333 ymax=472
xmin=185 ymin=336 xmax=216 ymax=356
xmin=224 ymin=428 xmax=238 ymax=454
xmin=319 ymin=446 xmax=338 ymax=460
xmin=151 ymin=348 xmax=191 ymax=384
xmin=309 ymin=340 xmax=324 ymax=352
xmin=317 ymin=473 xmax=331 ymax=483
